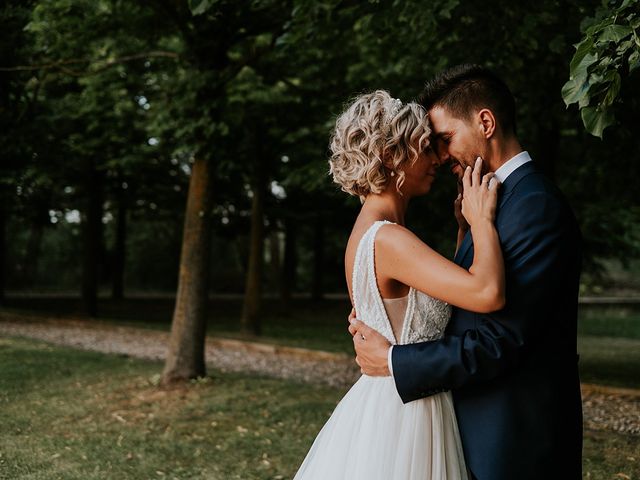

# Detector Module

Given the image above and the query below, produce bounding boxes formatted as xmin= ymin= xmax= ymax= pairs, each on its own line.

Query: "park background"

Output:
xmin=1 ymin=0 xmax=639 ymax=478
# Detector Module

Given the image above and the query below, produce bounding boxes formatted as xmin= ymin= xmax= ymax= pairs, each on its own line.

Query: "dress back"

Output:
xmin=352 ymin=220 xmax=452 ymax=345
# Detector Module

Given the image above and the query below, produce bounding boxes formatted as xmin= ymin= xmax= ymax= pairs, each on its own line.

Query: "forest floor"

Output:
xmin=0 ymin=334 xmax=638 ymax=479
xmin=1 ymin=295 xmax=640 ymax=390
xmin=0 ymin=310 xmax=639 ymax=438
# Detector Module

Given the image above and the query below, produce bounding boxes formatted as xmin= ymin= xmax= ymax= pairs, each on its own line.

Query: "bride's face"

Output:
xmin=399 ymin=144 xmax=439 ymax=196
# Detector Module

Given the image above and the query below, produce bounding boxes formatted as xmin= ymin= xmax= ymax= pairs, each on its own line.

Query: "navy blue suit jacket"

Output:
xmin=392 ymin=161 xmax=583 ymax=480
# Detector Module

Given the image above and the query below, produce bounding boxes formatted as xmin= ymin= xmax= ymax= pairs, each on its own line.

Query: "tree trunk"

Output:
xmin=281 ymin=216 xmax=297 ymax=309
xmin=311 ymin=215 xmax=325 ymax=301
xmin=241 ymin=154 xmax=267 ymax=336
xmin=111 ymin=180 xmax=127 ymax=300
xmin=162 ymin=157 xmax=214 ymax=384
xmin=81 ymin=162 xmax=104 ymax=317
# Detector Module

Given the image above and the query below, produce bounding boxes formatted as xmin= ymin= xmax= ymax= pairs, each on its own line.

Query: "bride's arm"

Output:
xmin=378 ymin=158 xmax=504 ymax=313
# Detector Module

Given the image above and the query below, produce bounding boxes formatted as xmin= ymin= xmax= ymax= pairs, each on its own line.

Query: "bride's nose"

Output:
xmin=431 ymin=152 xmax=446 ymax=168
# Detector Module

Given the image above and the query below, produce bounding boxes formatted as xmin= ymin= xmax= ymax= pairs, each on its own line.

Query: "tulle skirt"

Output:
xmin=293 ymin=375 xmax=468 ymax=480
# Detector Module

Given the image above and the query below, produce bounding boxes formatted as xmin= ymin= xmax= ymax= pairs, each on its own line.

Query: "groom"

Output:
xmin=349 ymin=64 xmax=583 ymax=480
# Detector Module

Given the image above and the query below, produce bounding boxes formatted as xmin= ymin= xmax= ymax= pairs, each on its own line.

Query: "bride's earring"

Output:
xmin=390 ymin=171 xmax=396 ymax=177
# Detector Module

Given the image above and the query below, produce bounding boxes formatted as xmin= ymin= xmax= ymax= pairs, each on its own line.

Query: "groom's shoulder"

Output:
xmin=513 ymin=167 xmax=567 ymax=204
xmin=506 ymin=171 xmax=578 ymax=227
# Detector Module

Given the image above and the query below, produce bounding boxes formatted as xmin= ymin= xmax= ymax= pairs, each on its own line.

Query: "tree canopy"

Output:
xmin=1 ymin=0 xmax=638 ymax=303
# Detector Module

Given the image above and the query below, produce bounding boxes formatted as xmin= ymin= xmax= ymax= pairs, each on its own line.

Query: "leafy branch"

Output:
xmin=562 ymin=0 xmax=640 ymax=138
xmin=0 ymin=50 xmax=180 ymax=76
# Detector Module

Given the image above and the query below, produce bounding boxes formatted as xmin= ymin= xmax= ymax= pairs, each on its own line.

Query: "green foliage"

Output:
xmin=1 ymin=0 xmax=639 ymax=294
xmin=562 ymin=0 xmax=640 ymax=137
xmin=189 ymin=0 xmax=217 ymax=16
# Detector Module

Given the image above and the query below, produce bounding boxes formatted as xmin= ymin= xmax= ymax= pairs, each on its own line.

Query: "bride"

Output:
xmin=292 ymin=90 xmax=504 ymax=479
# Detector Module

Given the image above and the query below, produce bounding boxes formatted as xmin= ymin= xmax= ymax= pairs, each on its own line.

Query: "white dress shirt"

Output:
xmin=493 ymin=150 xmax=532 ymax=183
xmin=387 ymin=151 xmax=533 ymax=377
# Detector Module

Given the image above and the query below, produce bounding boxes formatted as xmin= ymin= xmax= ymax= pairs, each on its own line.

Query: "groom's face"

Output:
xmin=428 ymin=106 xmax=487 ymax=181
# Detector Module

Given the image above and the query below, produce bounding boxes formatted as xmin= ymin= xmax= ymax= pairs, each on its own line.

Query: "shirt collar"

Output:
xmin=494 ymin=151 xmax=532 ymax=183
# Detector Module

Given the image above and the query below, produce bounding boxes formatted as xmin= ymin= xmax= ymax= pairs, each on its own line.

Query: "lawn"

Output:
xmin=577 ymin=304 xmax=640 ymax=389
xmin=0 ymin=336 xmax=340 ymax=480
xmin=2 ymin=296 xmax=640 ymax=389
xmin=0 ymin=336 xmax=639 ymax=480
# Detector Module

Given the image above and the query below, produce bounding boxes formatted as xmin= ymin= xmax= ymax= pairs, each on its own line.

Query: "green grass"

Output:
xmin=578 ymin=336 xmax=640 ymax=389
xmin=576 ymin=305 xmax=640 ymax=389
xmin=578 ymin=305 xmax=640 ymax=339
xmin=0 ymin=336 xmax=345 ymax=480
xmin=582 ymin=429 xmax=640 ymax=479
xmin=0 ymin=337 xmax=638 ymax=479
xmin=3 ymin=298 xmax=640 ymax=389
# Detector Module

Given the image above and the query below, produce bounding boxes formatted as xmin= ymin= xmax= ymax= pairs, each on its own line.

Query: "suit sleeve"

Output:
xmin=392 ymin=190 xmax=580 ymax=403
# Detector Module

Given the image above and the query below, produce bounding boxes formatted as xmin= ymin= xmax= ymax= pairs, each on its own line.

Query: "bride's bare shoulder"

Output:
xmin=375 ymin=223 xmax=420 ymax=251
xmin=346 ymin=217 xmax=376 ymax=251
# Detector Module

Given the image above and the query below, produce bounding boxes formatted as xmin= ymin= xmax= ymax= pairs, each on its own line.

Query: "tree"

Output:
xmin=3 ymin=0 xmax=638 ymax=378
xmin=16 ymin=0 xmax=178 ymax=315
xmin=0 ymin=1 xmax=39 ymax=302
xmin=158 ymin=0 xmax=297 ymax=381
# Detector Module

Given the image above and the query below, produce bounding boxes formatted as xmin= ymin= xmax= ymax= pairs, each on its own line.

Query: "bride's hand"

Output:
xmin=461 ymin=157 xmax=500 ymax=226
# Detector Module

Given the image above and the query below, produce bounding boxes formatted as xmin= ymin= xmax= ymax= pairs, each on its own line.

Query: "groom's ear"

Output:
xmin=478 ymin=108 xmax=496 ymax=139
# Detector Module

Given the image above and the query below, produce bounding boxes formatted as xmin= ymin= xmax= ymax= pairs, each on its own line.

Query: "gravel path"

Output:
xmin=1 ymin=314 xmax=638 ymax=436
xmin=0 ymin=314 xmax=360 ymax=389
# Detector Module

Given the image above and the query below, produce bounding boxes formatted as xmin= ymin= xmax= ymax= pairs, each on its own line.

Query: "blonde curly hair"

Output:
xmin=328 ymin=90 xmax=431 ymax=198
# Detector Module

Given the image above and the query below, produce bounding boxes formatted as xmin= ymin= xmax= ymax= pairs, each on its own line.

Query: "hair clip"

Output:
xmin=382 ymin=98 xmax=403 ymax=135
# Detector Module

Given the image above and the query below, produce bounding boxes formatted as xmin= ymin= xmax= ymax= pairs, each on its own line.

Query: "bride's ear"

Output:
xmin=382 ymin=155 xmax=396 ymax=177
xmin=478 ymin=109 xmax=496 ymax=139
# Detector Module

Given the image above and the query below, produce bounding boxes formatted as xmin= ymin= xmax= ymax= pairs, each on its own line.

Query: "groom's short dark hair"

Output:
xmin=419 ymin=64 xmax=517 ymax=135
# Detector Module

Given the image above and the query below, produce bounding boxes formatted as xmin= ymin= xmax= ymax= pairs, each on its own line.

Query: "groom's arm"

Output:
xmin=391 ymin=310 xmax=519 ymax=401
xmin=391 ymin=191 xmax=580 ymax=403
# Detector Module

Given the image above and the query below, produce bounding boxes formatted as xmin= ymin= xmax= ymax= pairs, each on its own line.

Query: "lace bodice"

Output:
xmin=352 ymin=220 xmax=452 ymax=345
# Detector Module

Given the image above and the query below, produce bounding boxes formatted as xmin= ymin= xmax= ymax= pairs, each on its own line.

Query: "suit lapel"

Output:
xmin=498 ymin=161 xmax=537 ymax=196
xmin=454 ymin=230 xmax=473 ymax=266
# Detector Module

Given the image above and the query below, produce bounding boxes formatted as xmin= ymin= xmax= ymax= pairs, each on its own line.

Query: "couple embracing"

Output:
xmin=293 ymin=65 xmax=583 ymax=480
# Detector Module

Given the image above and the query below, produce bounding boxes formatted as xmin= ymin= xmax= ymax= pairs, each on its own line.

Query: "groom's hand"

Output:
xmin=348 ymin=318 xmax=391 ymax=376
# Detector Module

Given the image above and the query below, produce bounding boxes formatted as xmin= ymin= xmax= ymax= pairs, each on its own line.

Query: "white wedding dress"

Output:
xmin=293 ymin=221 xmax=468 ymax=480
